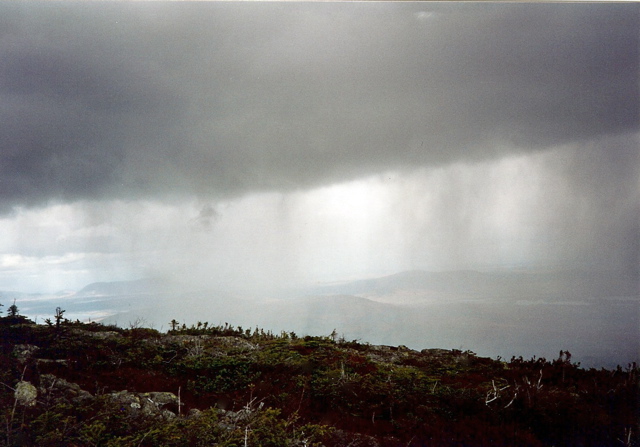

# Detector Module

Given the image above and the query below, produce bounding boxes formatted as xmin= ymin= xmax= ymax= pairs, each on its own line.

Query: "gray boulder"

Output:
xmin=12 ymin=344 xmax=39 ymax=364
xmin=14 ymin=381 xmax=37 ymax=407
xmin=109 ymin=390 xmax=180 ymax=418
xmin=39 ymin=374 xmax=93 ymax=404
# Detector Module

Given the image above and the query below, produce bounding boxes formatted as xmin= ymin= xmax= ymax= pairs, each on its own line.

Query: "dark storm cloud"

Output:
xmin=0 ymin=2 xmax=637 ymax=212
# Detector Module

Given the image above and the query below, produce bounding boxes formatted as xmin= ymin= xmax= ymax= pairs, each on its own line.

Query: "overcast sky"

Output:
xmin=0 ymin=2 xmax=638 ymax=293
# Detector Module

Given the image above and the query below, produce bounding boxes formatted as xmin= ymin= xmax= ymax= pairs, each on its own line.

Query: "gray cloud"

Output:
xmin=192 ymin=204 xmax=220 ymax=230
xmin=1 ymin=2 xmax=637 ymax=212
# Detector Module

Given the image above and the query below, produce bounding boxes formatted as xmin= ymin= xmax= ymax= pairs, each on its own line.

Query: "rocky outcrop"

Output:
xmin=365 ymin=344 xmax=415 ymax=364
xmin=39 ymin=374 xmax=93 ymax=405
xmin=35 ymin=374 xmax=180 ymax=419
xmin=70 ymin=328 xmax=122 ymax=340
xmin=12 ymin=344 xmax=39 ymax=363
xmin=108 ymin=390 xmax=180 ymax=419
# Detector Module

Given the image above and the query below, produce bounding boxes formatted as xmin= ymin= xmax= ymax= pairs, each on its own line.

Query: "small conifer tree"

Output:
xmin=54 ymin=307 xmax=66 ymax=327
xmin=7 ymin=300 xmax=19 ymax=317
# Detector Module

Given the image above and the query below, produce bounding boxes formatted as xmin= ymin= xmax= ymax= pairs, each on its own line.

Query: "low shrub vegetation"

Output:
xmin=0 ymin=309 xmax=637 ymax=446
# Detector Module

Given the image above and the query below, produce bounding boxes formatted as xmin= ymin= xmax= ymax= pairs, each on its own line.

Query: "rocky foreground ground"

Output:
xmin=1 ymin=314 xmax=638 ymax=446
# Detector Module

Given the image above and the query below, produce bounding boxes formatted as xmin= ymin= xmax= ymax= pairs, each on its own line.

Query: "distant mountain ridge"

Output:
xmin=77 ymin=277 xmax=179 ymax=296
xmin=310 ymin=269 xmax=639 ymax=302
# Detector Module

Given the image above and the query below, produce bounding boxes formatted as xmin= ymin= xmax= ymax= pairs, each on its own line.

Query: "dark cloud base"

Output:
xmin=0 ymin=2 xmax=637 ymax=212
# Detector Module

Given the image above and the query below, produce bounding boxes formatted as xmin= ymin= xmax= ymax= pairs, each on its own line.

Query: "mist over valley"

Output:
xmin=4 ymin=269 xmax=637 ymax=369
